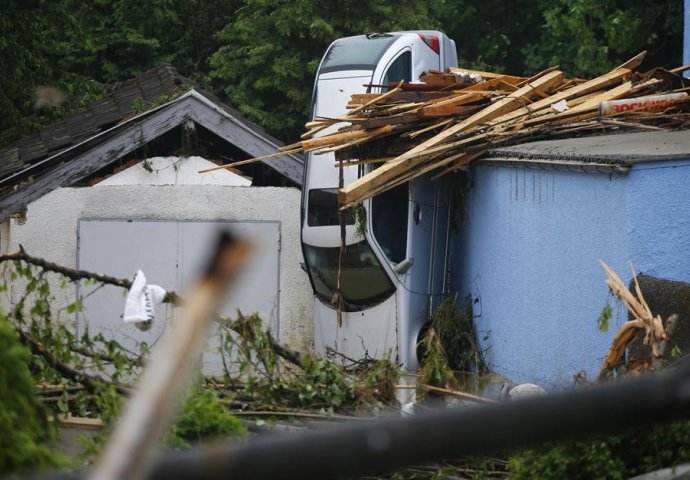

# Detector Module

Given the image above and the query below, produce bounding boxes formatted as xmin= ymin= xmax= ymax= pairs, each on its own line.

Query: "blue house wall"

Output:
xmin=455 ymin=158 xmax=690 ymax=388
xmin=685 ymin=0 xmax=689 ymax=77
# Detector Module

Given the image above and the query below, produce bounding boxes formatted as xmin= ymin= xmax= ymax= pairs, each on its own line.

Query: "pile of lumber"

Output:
xmin=204 ymin=52 xmax=690 ymax=206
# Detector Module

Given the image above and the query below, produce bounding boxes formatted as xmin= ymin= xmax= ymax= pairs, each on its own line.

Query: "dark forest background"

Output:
xmin=1 ymin=0 xmax=683 ymax=144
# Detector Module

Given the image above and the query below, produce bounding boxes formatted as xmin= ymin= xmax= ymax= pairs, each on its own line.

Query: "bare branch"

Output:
xmin=0 ymin=246 xmax=181 ymax=305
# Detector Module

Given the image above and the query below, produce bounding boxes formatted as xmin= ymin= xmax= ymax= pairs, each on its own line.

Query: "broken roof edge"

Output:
xmin=485 ymin=129 xmax=690 ymax=167
xmin=0 ymin=89 xmax=303 ymax=192
xmin=0 ymin=90 xmax=305 ymax=223
xmin=0 ymin=92 xmax=190 ymax=191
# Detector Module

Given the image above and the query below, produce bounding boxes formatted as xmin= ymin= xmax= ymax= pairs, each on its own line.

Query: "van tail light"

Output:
xmin=419 ymin=34 xmax=440 ymax=54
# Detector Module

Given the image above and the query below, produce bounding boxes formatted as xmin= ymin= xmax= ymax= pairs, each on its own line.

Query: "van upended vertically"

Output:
xmin=301 ymin=31 xmax=458 ymax=370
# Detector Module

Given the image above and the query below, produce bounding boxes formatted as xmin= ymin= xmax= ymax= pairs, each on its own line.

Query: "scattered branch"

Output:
xmin=16 ymin=328 xmax=130 ymax=396
xmin=0 ymin=246 xmax=181 ymax=305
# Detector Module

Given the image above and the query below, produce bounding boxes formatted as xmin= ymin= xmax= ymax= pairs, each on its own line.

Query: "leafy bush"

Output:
xmin=167 ymin=383 xmax=247 ymax=448
xmin=509 ymin=421 xmax=690 ymax=479
xmin=0 ymin=313 xmax=66 ymax=473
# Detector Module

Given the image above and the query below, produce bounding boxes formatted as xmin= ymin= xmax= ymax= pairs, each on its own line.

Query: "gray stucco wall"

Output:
xmin=2 ymin=185 xmax=313 ymax=353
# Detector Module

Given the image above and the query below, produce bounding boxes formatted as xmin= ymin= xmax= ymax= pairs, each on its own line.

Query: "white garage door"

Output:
xmin=77 ymin=219 xmax=280 ymax=375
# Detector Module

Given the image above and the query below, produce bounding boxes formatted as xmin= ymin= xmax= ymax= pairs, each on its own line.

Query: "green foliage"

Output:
xmin=0 ymin=313 xmax=66 ymax=473
xmin=521 ymin=0 xmax=683 ymax=77
xmin=1 ymin=0 xmax=684 ymax=148
xmin=210 ymin=0 xmax=439 ymax=139
xmin=509 ymin=420 xmax=690 ymax=479
xmin=352 ymin=203 xmax=367 ymax=239
xmin=0 ymin=0 xmax=68 ymax=144
xmin=418 ymin=328 xmax=455 ymax=394
xmin=439 ymin=0 xmax=683 ymax=78
xmin=167 ymin=382 xmax=247 ymax=448
xmin=598 ymin=304 xmax=613 ymax=333
xmin=222 ymin=312 xmax=398 ymax=413
xmin=431 ymin=296 xmax=485 ymax=373
xmin=3 ymin=260 xmax=134 ymax=426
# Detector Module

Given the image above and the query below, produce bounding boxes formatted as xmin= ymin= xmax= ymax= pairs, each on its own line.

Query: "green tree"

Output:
xmin=49 ymin=0 xmax=238 ymax=86
xmin=0 ymin=0 xmax=67 ymax=144
xmin=209 ymin=0 xmax=439 ymax=140
xmin=437 ymin=0 xmax=545 ymax=75
xmin=438 ymin=0 xmax=683 ymax=78
xmin=522 ymin=0 xmax=683 ymax=78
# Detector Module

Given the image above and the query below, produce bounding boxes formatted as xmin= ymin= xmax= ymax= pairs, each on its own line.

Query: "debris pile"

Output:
xmin=207 ymin=52 xmax=690 ymax=206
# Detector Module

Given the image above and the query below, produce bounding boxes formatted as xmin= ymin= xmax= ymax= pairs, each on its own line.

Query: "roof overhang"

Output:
xmin=0 ymin=90 xmax=304 ymax=223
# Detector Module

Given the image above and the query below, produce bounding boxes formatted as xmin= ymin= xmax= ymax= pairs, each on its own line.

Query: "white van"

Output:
xmin=301 ymin=31 xmax=458 ymax=370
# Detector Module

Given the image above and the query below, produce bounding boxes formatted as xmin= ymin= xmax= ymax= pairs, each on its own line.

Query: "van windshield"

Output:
xmin=320 ymin=35 xmax=397 ymax=73
xmin=303 ymin=242 xmax=395 ymax=311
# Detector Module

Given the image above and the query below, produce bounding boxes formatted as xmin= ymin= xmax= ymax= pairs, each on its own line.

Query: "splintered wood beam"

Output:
xmin=359 ymin=112 xmax=419 ymax=129
xmin=489 ymin=68 xmax=632 ymax=127
xmin=523 ymin=81 xmax=633 ymax=127
xmin=405 ymin=117 xmax=455 ymax=138
xmin=337 ymin=133 xmax=488 ymax=205
xmin=431 ymin=150 xmax=487 ymax=180
xmin=417 ymin=104 xmax=481 ymax=119
xmin=345 ymin=149 xmax=487 ymax=206
xmin=300 ymin=125 xmax=392 ymax=152
xmin=516 ymin=65 xmax=561 ymax=88
xmin=670 ymin=64 xmax=690 ymax=75
xmin=338 ymin=72 xmax=563 ymax=206
xmin=615 ymin=51 xmax=647 ymax=71
xmin=419 ymin=92 xmax=484 ymax=109
xmin=347 ymin=85 xmax=402 ymax=116
xmin=449 ymin=67 xmax=524 ymax=83
xmin=198 ymin=147 xmax=303 ymax=173
xmin=459 ymin=75 xmax=523 ymax=92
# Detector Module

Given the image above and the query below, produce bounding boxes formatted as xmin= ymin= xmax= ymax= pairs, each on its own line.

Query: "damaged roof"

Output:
xmin=482 ymin=130 xmax=690 ymax=174
xmin=0 ymin=65 xmax=304 ymax=223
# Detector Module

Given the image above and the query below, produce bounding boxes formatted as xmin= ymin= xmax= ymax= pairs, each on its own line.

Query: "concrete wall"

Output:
xmin=456 ymin=158 xmax=690 ymax=388
xmin=2 ymin=185 xmax=313 ymax=353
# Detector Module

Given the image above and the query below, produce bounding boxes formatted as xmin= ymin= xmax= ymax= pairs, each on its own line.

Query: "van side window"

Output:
xmin=382 ymin=51 xmax=411 ymax=92
xmin=308 ymin=189 xmax=354 ymax=226
xmin=372 ymin=183 xmax=408 ymax=264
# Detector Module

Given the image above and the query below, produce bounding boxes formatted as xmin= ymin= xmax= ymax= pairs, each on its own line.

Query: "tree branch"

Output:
xmin=16 ymin=328 xmax=131 ymax=396
xmin=0 ymin=245 xmax=181 ymax=305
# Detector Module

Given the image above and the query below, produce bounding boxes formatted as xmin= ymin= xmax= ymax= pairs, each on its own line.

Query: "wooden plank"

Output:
xmin=198 ymin=147 xmax=303 ymax=173
xmin=489 ymin=68 xmax=631 ymax=127
xmin=449 ymin=67 xmax=524 ymax=82
xmin=338 ymin=133 xmax=488 ymax=205
xmin=300 ymin=125 xmax=391 ymax=152
xmin=516 ymin=65 xmax=561 ymax=88
xmin=347 ymin=85 xmax=402 ymax=116
xmin=616 ymin=51 xmax=647 ymax=71
xmin=421 ymin=92 xmax=483 ymax=109
xmin=346 ymin=149 xmax=487 ymax=206
xmin=405 ymin=117 xmax=455 ymax=139
xmin=523 ymin=81 xmax=634 ymax=127
xmin=458 ymin=75 xmax=523 ymax=92
xmin=338 ymin=71 xmax=563 ymax=205
xmin=670 ymin=64 xmax=690 ymax=75
xmin=417 ymin=104 xmax=481 ymax=119
xmin=359 ymin=113 xmax=419 ymax=129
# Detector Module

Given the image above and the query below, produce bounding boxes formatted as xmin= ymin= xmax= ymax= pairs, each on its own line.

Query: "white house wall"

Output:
xmin=2 ymin=185 xmax=313 ymax=354
xmin=96 ymin=156 xmax=252 ymax=186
